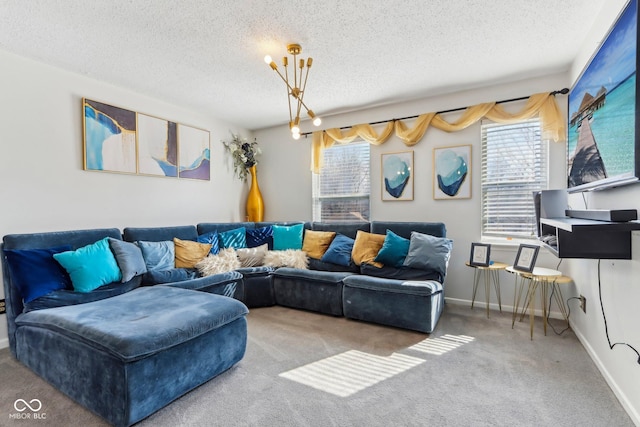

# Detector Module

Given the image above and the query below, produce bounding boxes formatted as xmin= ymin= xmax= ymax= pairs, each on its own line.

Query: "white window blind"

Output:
xmin=481 ymin=119 xmax=548 ymax=238
xmin=312 ymin=141 xmax=370 ymax=222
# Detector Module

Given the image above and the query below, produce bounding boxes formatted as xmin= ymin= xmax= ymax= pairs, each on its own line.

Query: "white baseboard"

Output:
xmin=445 ymin=297 xmax=567 ymax=320
xmin=569 ymin=322 xmax=640 ymax=427
xmin=0 ymin=338 xmax=9 ymax=350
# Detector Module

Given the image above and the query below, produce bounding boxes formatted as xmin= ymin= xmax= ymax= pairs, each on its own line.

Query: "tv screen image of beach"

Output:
xmin=567 ymin=0 xmax=638 ymax=192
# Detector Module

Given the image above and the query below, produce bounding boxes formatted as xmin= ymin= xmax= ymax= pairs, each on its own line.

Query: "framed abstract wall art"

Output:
xmin=83 ymin=99 xmax=137 ymax=174
xmin=381 ymin=150 xmax=413 ymax=201
xmin=433 ymin=144 xmax=471 ymax=200
xmin=82 ymin=98 xmax=210 ymax=180
xmin=178 ymin=124 xmax=210 ymax=180
xmin=137 ymin=113 xmax=178 ymax=177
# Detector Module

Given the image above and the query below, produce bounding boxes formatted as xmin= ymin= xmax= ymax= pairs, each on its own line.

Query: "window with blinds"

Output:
xmin=481 ymin=118 xmax=548 ymax=238
xmin=312 ymin=141 xmax=370 ymax=222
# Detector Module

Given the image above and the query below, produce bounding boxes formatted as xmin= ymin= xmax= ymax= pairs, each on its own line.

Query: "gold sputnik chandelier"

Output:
xmin=264 ymin=43 xmax=321 ymax=139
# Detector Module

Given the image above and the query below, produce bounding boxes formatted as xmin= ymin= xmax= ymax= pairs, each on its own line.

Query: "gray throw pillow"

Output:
xmin=402 ymin=232 xmax=453 ymax=276
xmin=236 ymin=244 xmax=268 ymax=267
xmin=108 ymin=238 xmax=148 ymax=282
xmin=136 ymin=240 xmax=175 ymax=271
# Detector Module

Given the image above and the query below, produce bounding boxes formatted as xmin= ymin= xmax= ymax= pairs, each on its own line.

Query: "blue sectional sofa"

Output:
xmin=1 ymin=220 xmax=450 ymax=426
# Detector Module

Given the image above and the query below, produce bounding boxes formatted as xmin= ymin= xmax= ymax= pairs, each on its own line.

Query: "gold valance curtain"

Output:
xmin=311 ymin=91 xmax=566 ymax=173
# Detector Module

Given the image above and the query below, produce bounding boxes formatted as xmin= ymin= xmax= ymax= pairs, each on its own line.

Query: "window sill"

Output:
xmin=480 ymin=236 xmax=541 ymax=248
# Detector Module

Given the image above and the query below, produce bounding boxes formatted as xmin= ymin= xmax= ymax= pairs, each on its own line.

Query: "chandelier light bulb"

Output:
xmin=291 ymin=124 xmax=300 ymax=134
xmin=313 ymin=117 xmax=322 ymax=126
xmin=264 ymin=55 xmax=272 ymax=64
xmin=292 ymin=132 xmax=301 ymax=140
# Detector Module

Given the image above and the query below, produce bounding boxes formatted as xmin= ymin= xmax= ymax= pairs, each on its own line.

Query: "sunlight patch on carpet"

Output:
xmin=408 ymin=334 xmax=475 ymax=355
xmin=279 ymin=350 xmax=425 ymax=397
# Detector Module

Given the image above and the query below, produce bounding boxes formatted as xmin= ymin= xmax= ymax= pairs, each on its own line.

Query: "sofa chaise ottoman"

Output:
xmin=15 ymin=286 xmax=247 ymax=426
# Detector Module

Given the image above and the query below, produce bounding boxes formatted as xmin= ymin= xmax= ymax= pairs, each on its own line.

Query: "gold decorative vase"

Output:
xmin=246 ymin=165 xmax=264 ymax=221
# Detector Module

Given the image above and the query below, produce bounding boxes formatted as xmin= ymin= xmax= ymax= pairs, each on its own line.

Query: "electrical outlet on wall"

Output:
xmin=579 ymin=295 xmax=586 ymax=313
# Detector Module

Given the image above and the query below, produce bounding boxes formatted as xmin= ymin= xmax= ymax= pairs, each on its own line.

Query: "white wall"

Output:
xmin=0 ymin=49 xmax=253 ymax=345
xmin=564 ymin=0 xmax=640 ymax=424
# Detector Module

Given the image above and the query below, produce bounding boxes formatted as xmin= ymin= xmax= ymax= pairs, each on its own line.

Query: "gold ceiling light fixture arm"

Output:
xmin=264 ymin=43 xmax=321 ymax=140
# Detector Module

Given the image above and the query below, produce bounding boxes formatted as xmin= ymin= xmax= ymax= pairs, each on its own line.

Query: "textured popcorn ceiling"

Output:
xmin=0 ymin=0 xmax=608 ymax=130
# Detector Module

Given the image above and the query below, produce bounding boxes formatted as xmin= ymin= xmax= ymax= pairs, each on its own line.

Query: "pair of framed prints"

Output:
xmin=469 ymin=242 xmax=540 ymax=272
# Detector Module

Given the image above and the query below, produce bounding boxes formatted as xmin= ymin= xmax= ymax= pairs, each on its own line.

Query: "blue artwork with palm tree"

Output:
xmin=383 ymin=154 xmax=411 ymax=198
xmin=436 ymin=149 xmax=468 ymax=197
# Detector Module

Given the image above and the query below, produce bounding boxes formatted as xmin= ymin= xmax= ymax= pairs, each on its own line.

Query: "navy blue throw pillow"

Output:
xmin=321 ymin=234 xmax=355 ymax=267
xmin=4 ymin=246 xmax=73 ymax=303
xmin=246 ymin=226 xmax=274 ymax=249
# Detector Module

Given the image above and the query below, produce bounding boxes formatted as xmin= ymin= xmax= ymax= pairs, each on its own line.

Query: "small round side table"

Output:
xmin=465 ymin=261 xmax=508 ymax=318
xmin=505 ymin=266 xmax=571 ymax=339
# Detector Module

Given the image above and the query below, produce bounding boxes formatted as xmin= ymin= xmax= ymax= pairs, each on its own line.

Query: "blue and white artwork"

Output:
xmin=178 ymin=124 xmax=210 ymax=180
xmin=434 ymin=145 xmax=471 ymax=199
xmin=138 ymin=113 xmax=178 ymax=177
xmin=83 ymin=99 xmax=137 ymax=173
xmin=382 ymin=151 xmax=413 ymax=200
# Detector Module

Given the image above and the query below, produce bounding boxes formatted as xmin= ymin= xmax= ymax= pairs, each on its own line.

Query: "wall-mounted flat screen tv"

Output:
xmin=567 ymin=0 xmax=640 ymax=193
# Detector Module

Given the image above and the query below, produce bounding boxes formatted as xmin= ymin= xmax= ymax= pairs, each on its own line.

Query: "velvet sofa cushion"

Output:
xmin=3 ymin=246 xmax=72 ymax=303
xmin=236 ymin=244 xmax=269 ymax=267
xmin=273 ymin=224 xmax=304 ymax=250
xmin=108 ymin=238 xmax=147 ymax=282
xmin=173 ymin=238 xmax=212 ymax=268
xmin=360 ymin=262 xmax=443 ymax=283
xmin=137 ymin=240 xmax=175 ymax=271
xmin=53 ymin=238 xmax=122 ymax=293
xmin=402 ymin=231 xmax=453 ymax=276
xmin=374 ymin=230 xmax=410 ymax=268
xmin=23 ymin=276 xmax=142 ymax=312
xmin=197 ymin=231 xmax=220 ymax=254
xmin=302 ymin=230 xmax=336 ymax=259
xmin=308 ymin=258 xmax=360 ymax=273
xmin=15 ymin=285 xmax=248 ymax=361
xmin=219 ymin=227 xmax=247 ymax=249
xmin=142 ymin=268 xmax=197 ymax=285
xmin=351 ymin=230 xmax=385 ymax=268
xmin=163 ymin=270 xmax=243 ymax=298
xmin=321 ymin=233 xmax=355 ymax=267
xmin=246 ymin=226 xmax=273 ymax=249
xmin=311 ymin=221 xmax=370 ymax=239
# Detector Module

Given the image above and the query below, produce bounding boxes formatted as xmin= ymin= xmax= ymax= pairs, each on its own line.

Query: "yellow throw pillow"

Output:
xmin=351 ymin=230 xmax=385 ymax=268
xmin=302 ymin=230 xmax=337 ymax=259
xmin=174 ymin=238 xmax=212 ymax=269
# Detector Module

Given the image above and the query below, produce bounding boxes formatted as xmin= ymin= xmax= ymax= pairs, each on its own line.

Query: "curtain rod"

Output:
xmin=301 ymin=87 xmax=569 ymax=137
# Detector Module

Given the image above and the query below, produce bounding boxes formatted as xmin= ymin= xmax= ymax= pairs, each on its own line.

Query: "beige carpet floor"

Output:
xmin=0 ymin=302 xmax=633 ymax=426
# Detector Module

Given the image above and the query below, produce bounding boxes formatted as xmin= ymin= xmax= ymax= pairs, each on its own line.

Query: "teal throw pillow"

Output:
xmin=53 ymin=238 xmax=122 ymax=293
xmin=402 ymin=232 xmax=453 ymax=276
xmin=108 ymin=238 xmax=147 ymax=282
xmin=273 ymin=224 xmax=304 ymax=250
xmin=197 ymin=231 xmax=220 ymax=254
xmin=137 ymin=240 xmax=175 ymax=271
xmin=219 ymin=227 xmax=247 ymax=249
xmin=374 ymin=230 xmax=410 ymax=268
xmin=320 ymin=234 xmax=355 ymax=266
